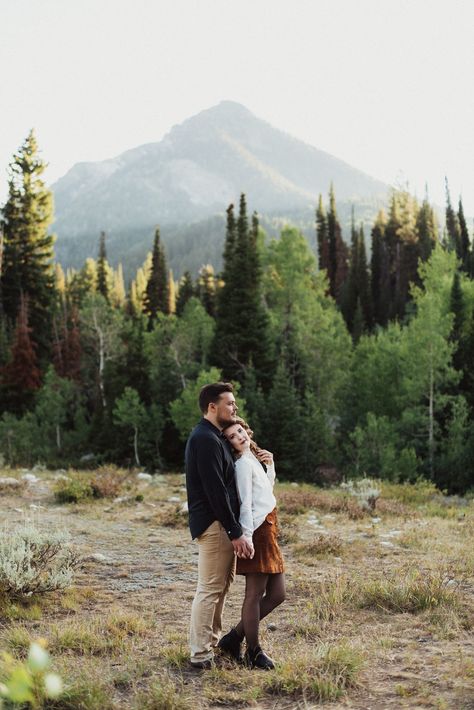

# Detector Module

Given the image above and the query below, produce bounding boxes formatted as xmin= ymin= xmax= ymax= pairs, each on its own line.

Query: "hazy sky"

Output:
xmin=2 ymin=0 xmax=474 ymax=214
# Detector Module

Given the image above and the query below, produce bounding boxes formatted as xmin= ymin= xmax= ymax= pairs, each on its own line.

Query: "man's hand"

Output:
xmin=232 ymin=535 xmax=254 ymax=559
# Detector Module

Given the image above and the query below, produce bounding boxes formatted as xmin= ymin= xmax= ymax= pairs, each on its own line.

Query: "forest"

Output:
xmin=1 ymin=131 xmax=473 ymax=494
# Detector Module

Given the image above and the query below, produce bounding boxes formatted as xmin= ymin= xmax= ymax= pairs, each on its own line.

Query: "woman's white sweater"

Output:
xmin=234 ymin=451 xmax=276 ymax=539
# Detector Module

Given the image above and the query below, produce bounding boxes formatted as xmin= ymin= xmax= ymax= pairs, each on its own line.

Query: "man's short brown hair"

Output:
xmin=199 ymin=382 xmax=234 ymax=414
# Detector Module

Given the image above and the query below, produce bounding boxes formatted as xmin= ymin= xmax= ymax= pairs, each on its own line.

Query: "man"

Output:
xmin=185 ymin=381 xmax=254 ymax=669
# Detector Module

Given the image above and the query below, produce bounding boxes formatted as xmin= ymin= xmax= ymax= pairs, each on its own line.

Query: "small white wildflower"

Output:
xmin=28 ymin=642 xmax=50 ymax=672
xmin=44 ymin=673 xmax=63 ymax=698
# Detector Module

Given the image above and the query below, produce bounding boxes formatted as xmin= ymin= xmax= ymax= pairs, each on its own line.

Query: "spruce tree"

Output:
xmin=143 ymin=227 xmax=169 ymax=327
xmin=316 ymin=194 xmax=329 ymax=274
xmin=416 ymin=194 xmax=437 ymax=263
xmin=458 ymin=198 xmax=470 ymax=273
xmin=196 ymin=264 xmax=217 ymax=317
xmin=96 ymin=231 xmax=109 ymax=302
xmin=370 ymin=210 xmax=388 ymax=326
xmin=0 ymin=296 xmax=41 ymax=413
xmin=326 ymin=185 xmax=348 ymax=303
xmin=175 ymin=271 xmax=195 ymax=316
xmin=213 ymin=195 xmax=273 ymax=388
xmin=445 ymin=179 xmax=461 ymax=256
xmin=0 ymin=130 xmax=56 ymax=360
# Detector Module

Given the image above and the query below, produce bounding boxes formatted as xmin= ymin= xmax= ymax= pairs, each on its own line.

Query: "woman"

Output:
xmin=218 ymin=418 xmax=285 ymax=670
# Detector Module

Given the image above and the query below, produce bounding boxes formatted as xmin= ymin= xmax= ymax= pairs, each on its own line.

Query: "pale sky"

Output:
xmin=2 ymin=0 xmax=474 ymax=215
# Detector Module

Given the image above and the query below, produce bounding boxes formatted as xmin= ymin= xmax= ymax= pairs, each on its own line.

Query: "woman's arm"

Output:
xmin=235 ymin=457 xmax=254 ymax=538
xmin=256 ymin=449 xmax=276 ymax=485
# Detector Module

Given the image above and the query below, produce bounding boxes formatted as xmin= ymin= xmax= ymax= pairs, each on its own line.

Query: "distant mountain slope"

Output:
xmin=52 ymin=100 xmax=390 ymax=275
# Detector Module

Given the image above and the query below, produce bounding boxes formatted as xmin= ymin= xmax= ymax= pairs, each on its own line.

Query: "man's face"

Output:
xmin=214 ymin=392 xmax=238 ymax=428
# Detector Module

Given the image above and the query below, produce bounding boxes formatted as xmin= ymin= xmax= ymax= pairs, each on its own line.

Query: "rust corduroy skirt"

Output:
xmin=236 ymin=508 xmax=285 ymax=575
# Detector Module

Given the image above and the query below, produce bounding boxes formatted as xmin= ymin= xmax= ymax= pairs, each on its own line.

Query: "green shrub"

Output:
xmin=53 ymin=478 xmax=93 ymax=504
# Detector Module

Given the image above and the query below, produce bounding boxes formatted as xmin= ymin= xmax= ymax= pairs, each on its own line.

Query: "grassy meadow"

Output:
xmin=0 ymin=469 xmax=473 ymax=709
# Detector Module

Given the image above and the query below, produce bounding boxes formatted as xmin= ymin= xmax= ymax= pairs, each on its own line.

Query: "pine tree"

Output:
xmin=0 ymin=296 xmax=41 ymax=413
xmin=196 ymin=264 xmax=217 ymax=317
xmin=370 ymin=210 xmax=388 ymax=326
xmin=458 ymin=198 xmax=470 ymax=273
xmin=175 ymin=271 xmax=195 ymax=316
xmin=213 ymin=195 xmax=273 ymax=388
xmin=96 ymin=231 xmax=109 ymax=302
xmin=143 ymin=227 xmax=169 ymax=327
xmin=0 ymin=130 xmax=56 ymax=360
xmin=326 ymin=185 xmax=348 ymax=303
xmin=316 ymin=194 xmax=330 ymax=274
xmin=416 ymin=193 xmax=437 ymax=263
xmin=445 ymin=179 xmax=461 ymax=256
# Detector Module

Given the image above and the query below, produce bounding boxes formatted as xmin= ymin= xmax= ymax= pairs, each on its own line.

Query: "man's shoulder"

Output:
xmin=187 ymin=420 xmax=221 ymax=447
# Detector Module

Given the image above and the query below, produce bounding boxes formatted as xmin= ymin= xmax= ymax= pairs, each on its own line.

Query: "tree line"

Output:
xmin=0 ymin=131 xmax=473 ymax=493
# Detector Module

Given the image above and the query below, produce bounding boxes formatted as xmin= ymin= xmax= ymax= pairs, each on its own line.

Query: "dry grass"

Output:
xmin=293 ymin=532 xmax=344 ymax=560
xmin=0 ymin=469 xmax=473 ymax=709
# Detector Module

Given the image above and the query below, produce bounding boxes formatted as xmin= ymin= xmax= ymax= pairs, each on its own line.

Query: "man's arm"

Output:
xmin=194 ymin=436 xmax=242 ymax=539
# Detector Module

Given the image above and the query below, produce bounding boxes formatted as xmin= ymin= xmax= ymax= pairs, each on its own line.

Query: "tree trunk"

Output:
xmin=56 ymin=424 xmax=61 ymax=451
xmin=134 ymin=426 xmax=140 ymax=467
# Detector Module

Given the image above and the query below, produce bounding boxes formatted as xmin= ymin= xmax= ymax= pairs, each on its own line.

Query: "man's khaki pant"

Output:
xmin=190 ymin=520 xmax=236 ymax=663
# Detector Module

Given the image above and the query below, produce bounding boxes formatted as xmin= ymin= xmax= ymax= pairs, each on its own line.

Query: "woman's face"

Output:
xmin=224 ymin=423 xmax=251 ymax=454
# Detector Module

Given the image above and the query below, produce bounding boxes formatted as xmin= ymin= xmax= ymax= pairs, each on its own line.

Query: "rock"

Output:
xmin=380 ymin=541 xmax=395 ymax=548
xmin=29 ymin=504 xmax=44 ymax=510
xmin=334 ymin=557 xmax=343 ymax=563
xmin=290 ymin=482 xmax=299 ymax=487
xmin=267 ymin=623 xmax=277 ymax=631
xmin=137 ymin=473 xmax=152 ymax=481
xmin=168 ymin=496 xmax=181 ymax=503
xmin=0 ymin=477 xmax=22 ymax=489
xmin=13 ymin=508 xmax=24 ymax=513
xmin=22 ymin=473 xmax=38 ymax=483
xmin=32 ymin=463 xmax=46 ymax=472
xmin=180 ymin=501 xmax=189 ymax=513
xmin=54 ymin=474 xmax=70 ymax=481
xmin=86 ymin=553 xmax=111 ymax=564
xmin=371 ymin=517 xmax=382 ymax=524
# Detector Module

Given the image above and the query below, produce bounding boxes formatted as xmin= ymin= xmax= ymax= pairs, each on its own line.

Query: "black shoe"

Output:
xmin=189 ymin=659 xmax=214 ymax=670
xmin=217 ymin=628 xmax=243 ymax=662
xmin=244 ymin=645 xmax=275 ymax=670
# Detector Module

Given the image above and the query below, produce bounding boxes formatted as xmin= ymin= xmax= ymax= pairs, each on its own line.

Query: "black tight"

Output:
xmin=234 ymin=573 xmax=286 ymax=649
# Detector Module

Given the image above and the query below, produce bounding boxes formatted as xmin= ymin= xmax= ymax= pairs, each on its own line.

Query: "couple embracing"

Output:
xmin=185 ymin=381 xmax=285 ymax=671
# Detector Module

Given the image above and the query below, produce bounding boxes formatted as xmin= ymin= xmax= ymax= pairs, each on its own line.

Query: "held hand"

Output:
xmin=232 ymin=535 xmax=254 ymax=559
xmin=256 ymin=449 xmax=274 ymax=466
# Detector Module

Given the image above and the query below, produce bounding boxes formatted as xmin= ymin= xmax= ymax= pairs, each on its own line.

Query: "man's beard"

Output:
xmin=217 ymin=413 xmax=236 ymax=428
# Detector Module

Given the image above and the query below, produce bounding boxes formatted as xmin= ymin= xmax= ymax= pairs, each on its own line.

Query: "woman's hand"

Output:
xmin=256 ymin=449 xmax=273 ymax=465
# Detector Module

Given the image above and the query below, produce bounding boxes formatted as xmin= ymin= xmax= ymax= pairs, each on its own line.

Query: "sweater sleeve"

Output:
xmin=266 ymin=462 xmax=276 ymax=486
xmin=235 ymin=457 xmax=254 ymax=539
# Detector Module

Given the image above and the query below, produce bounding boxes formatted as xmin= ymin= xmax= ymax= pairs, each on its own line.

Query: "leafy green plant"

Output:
xmin=0 ymin=641 xmax=62 ymax=708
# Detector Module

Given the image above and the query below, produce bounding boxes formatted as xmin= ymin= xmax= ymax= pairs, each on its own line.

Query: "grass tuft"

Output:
xmin=293 ymin=533 xmax=344 ymax=560
xmin=264 ymin=642 xmax=363 ymax=702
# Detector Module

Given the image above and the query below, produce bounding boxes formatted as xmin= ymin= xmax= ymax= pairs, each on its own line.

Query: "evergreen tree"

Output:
xmin=370 ymin=210 xmax=389 ymax=327
xmin=0 ymin=296 xmax=41 ymax=413
xmin=316 ymin=194 xmax=329 ymax=274
xmin=96 ymin=231 xmax=109 ymax=302
xmin=143 ymin=227 xmax=169 ymax=327
xmin=196 ymin=264 xmax=217 ymax=317
xmin=457 ymin=198 xmax=470 ymax=273
xmin=416 ymin=194 xmax=437 ymax=263
xmin=213 ymin=196 xmax=273 ymax=388
xmin=326 ymin=185 xmax=348 ymax=303
xmin=445 ymin=179 xmax=461 ymax=256
xmin=175 ymin=270 xmax=195 ymax=316
xmin=0 ymin=130 xmax=56 ymax=360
